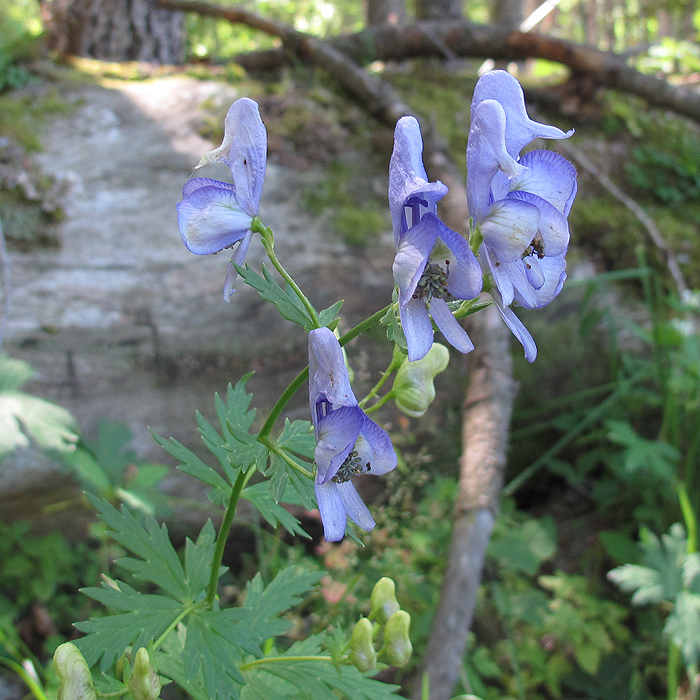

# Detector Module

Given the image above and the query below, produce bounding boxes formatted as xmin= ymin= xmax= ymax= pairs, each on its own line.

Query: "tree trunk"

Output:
xmin=42 ymin=0 xmax=184 ymax=63
xmin=365 ymin=0 xmax=406 ymax=26
xmin=415 ymin=0 xmax=463 ymax=20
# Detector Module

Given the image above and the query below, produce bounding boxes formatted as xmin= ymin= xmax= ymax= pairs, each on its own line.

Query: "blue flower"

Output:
xmin=389 ymin=117 xmax=482 ymax=362
xmin=467 ymin=70 xmax=577 ymax=362
xmin=309 ymin=328 xmax=397 ymax=542
xmin=177 ymin=97 xmax=267 ymax=301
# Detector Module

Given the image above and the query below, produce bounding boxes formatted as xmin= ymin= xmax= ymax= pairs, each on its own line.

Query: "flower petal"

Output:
xmin=429 ymin=298 xmax=474 ymax=354
xmin=182 ymin=177 xmax=235 ymax=198
xmin=523 ymin=255 xmax=545 ymax=289
xmin=436 ymin=222 xmax=483 ymax=300
xmin=355 ymin=417 xmax=397 ymax=476
xmin=506 ymin=191 xmax=570 ymax=257
xmin=513 ymin=254 xmax=567 ymax=309
xmin=393 ymin=214 xmax=440 ymax=306
xmin=491 ymin=290 xmax=538 ymax=362
xmin=315 ymin=479 xmax=347 ymax=541
xmin=196 ymin=97 xmax=267 ymax=217
xmin=337 ymin=481 xmax=376 ymax=532
xmin=471 ymin=70 xmax=574 ymax=158
xmin=466 ymin=99 xmax=524 ymax=222
xmin=389 ymin=116 xmax=448 ymax=243
xmin=308 ymin=327 xmax=358 ymax=418
xmin=177 ymin=185 xmax=252 ymax=255
xmin=480 ymin=197 xmax=540 ymax=263
xmin=512 ymin=150 xmax=578 ymax=215
xmin=315 ymin=405 xmax=364 ymax=485
xmin=401 ymin=297 xmax=434 ymax=362
xmin=222 ymin=229 xmax=254 ymax=302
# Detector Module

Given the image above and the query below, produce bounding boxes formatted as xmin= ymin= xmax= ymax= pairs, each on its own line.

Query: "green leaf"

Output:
xmin=488 ymin=517 xmax=557 ymax=575
xmin=0 ymin=388 xmax=78 ymax=459
xmin=380 ymin=295 xmax=406 ymax=351
xmin=62 ymin=446 xmax=111 ymax=493
xmin=606 ymin=419 xmax=680 ymax=481
xmin=236 ymin=263 xmax=313 ymax=329
xmin=317 ymin=300 xmax=343 ymax=329
xmin=244 ymin=568 xmax=324 ymax=641
xmin=184 ymin=521 xmax=220 ymax=601
xmin=87 ymin=495 xmax=189 ymax=601
xmin=608 ymin=524 xmax=688 ymax=604
xmin=665 ymin=590 xmax=700 ymax=665
xmin=184 ymin=609 xmax=260 ymax=700
xmin=277 ymin=419 xmax=315 ymax=461
xmin=244 ymin=635 xmax=401 ymax=700
xmin=0 ymin=353 xmax=34 ymax=391
xmin=241 ymin=483 xmax=309 ymax=538
xmin=75 ymin=581 xmax=184 ymax=670
xmin=268 ymin=452 xmax=315 ymax=511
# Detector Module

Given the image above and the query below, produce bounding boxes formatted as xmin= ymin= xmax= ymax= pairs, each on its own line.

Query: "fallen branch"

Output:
xmin=158 ymin=0 xmax=700 ymax=125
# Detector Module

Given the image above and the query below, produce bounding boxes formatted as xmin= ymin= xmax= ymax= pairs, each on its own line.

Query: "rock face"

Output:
xmin=1 ymin=75 xmax=395 ymax=531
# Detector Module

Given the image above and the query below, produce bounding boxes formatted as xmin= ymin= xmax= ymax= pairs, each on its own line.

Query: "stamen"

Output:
xmin=332 ymin=450 xmax=372 ymax=483
xmin=412 ymin=259 xmax=451 ymax=308
xmin=523 ymin=233 xmax=545 ymax=260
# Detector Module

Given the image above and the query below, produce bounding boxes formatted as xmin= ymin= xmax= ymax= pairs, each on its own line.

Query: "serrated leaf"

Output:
xmin=380 ymin=297 xmax=407 ymax=350
xmin=244 ymin=568 xmax=323 ymax=641
xmin=606 ymin=420 xmax=679 ymax=481
xmin=184 ymin=521 xmax=220 ymax=601
xmin=236 ymin=263 xmax=313 ymax=328
xmin=87 ymin=495 xmax=189 ymax=601
xmin=267 ymin=452 xmax=315 ymax=511
xmin=151 ymin=431 xmax=229 ymax=496
xmin=608 ymin=524 xmax=688 ymax=604
xmin=0 ymin=390 xmax=78 ymax=459
xmin=245 ymin=635 xmax=401 ymax=700
xmin=317 ymin=300 xmax=343 ymax=328
xmin=184 ymin=609 xmax=260 ymax=700
xmin=277 ymin=419 xmax=315 ymax=460
xmin=241 ymin=483 xmax=309 ymax=538
xmin=665 ymin=590 xmax=700 ymax=665
xmin=76 ymin=581 xmax=184 ymax=670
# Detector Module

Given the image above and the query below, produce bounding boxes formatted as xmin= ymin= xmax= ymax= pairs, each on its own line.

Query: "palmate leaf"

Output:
xmin=242 ymin=636 xmax=401 ymax=700
xmin=87 ymin=495 xmax=191 ymax=601
xmin=608 ymin=524 xmax=688 ymax=604
xmin=665 ymin=590 xmax=700 ymax=665
xmin=268 ymin=419 xmax=316 ymax=509
xmin=236 ymin=263 xmax=313 ymax=329
xmin=380 ymin=293 xmax=407 ymax=351
xmin=75 ymin=581 xmax=184 ymax=670
xmin=0 ymin=354 xmax=79 ymax=457
xmin=183 ymin=608 xmax=260 ymax=700
xmin=244 ymin=567 xmax=324 ymax=641
xmin=241 ymin=483 xmax=309 ymax=538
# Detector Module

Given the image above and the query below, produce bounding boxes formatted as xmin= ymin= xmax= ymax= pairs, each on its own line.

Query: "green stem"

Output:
xmin=206 ymin=468 xmax=250 ymax=606
xmin=364 ymin=391 xmax=394 ymax=414
xmin=239 ymin=655 xmax=332 ymax=672
xmin=153 ymin=604 xmax=199 ymax=650
xmin=338 ymin=304 xmax=392 ymax=347
xmin=359 ymin=355 xmax=402 ymax=409
xmin=254 ymin=219 xmax=321 ymax=329
xmin=0 ymin=657 xmax=48 ymax=700
xmin=678 ymin=481 xmax=698 ymax=554
xmin=667 ymin=642 xmax=681 ymax=700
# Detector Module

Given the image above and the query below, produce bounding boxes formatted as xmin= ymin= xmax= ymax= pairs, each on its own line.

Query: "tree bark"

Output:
xmin=149 ymin=1 xmax=700 ymax=125
xmin=42 ymin=0 xmax=184 ymax=63
xmin=365 ymin=0 xmax=406 ymax=27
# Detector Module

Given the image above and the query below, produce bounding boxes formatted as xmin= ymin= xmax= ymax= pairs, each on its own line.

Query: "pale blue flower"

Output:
xmin=389 ymin=117 xmax=482 ymax=362
xmin=467 ymin=70 xmax=577 ymax=361
xmin=309 ymin=328 xmax=397 ymax=541
xmin=177 ymin=97 xmax=267 ymax=301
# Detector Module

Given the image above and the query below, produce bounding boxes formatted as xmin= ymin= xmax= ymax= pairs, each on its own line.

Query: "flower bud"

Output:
xmin=349 ymin=618 xmax=377 ymax=673
xmin=128 ymin=648 xmax=161 ymax=700
xmin=53 ymin=643 xmax=97 ymax=700
xmin=369 ymin=577 xmax=400 ymax=624
xmin=393 ymin=344 xmax=449 ymax=417
xmin=383 ymin=610 xmax=412 ymax=667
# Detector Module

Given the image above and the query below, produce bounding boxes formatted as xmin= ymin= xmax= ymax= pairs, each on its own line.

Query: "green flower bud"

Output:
xmin=128 ymin=648 xmax=161 ymax=700
xmin=53 ymin=643 xmax=97 ymax=700
xmin=369 ymin=577 xmax=400 ymax=624
xmin=393 ymin=344 xmax=449 ymax=418
xmin=349 ymin=618 xmax=377 ymax=673
xmin=383 ymin=610 xmax=413 ymax=667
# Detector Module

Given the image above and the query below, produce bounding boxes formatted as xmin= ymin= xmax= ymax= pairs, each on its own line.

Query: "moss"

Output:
xmin=0 ymin=190 xmax=61 ymax=250
xmin=332 ymin=207 xmax=387 ymax=248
